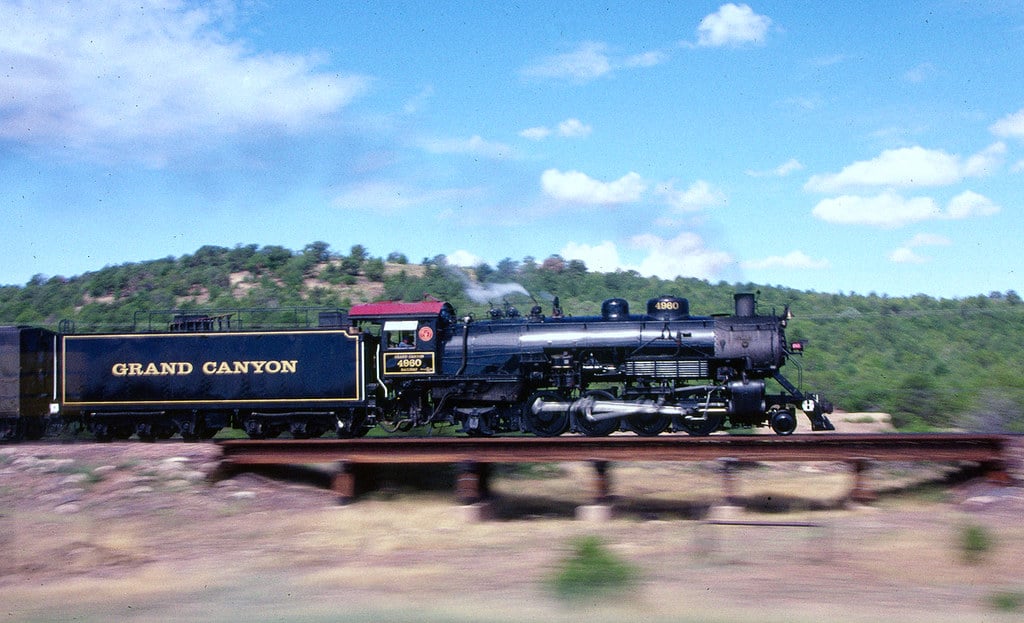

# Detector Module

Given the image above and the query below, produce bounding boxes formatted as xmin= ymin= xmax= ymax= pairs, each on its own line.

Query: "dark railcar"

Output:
xmin=59 ymin=329 xmax=367 ymax=440
xmin=0 ymin=327 xmax=57 ymax=441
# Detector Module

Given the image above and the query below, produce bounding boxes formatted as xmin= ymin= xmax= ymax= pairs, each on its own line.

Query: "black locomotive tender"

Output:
xmin=0 ymin=293 xmax=834 ymax=442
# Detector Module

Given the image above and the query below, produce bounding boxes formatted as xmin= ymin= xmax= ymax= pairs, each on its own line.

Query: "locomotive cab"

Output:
xmin=348 ymin=300 xmax=456 ymax=377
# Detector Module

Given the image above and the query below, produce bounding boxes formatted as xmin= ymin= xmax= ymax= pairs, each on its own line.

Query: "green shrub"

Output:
xmin=549 ymin=536 xmax=638 ymax=599
xmin=988 ymin=591 xmax=1024 ymax=612
xmin=960 ymin=524 xmax=994 ymax=564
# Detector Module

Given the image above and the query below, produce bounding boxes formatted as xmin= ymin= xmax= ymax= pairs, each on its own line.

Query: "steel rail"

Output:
xmin=219 ymin=433 xmax=1010 ymax=465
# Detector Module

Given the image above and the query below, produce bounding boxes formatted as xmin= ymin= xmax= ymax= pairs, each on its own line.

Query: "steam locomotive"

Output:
xmin=0 ymin=293 xmax=834 ymax=441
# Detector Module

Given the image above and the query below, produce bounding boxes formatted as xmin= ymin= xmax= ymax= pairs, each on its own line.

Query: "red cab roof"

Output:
xmin=348 ymin=300 xmax=451 ymax=319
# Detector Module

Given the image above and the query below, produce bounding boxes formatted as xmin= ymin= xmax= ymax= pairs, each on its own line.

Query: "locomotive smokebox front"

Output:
xmin=713 ymin=294 xmax=784 ymax=371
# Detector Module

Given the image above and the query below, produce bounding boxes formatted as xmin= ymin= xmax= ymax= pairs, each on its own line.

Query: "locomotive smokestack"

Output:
xmin=734 ymin=293 xmax=756 ymax=317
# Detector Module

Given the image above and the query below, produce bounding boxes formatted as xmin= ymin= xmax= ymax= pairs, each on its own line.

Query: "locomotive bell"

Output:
xmin=646 ymin=296 xmax=689 ymax=320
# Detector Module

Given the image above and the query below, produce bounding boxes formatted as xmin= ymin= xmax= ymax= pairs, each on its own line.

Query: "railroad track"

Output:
xmin=218 ymin=433 xmax=1019 ymax=509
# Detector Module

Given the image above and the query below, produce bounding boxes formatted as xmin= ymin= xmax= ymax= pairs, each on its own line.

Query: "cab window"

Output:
xmin=383 ymin=320 xmax=418 ymax=349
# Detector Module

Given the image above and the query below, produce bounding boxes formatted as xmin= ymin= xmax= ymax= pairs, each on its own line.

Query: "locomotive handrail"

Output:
xmin=128 ymin=306 xmax=347 ymax=332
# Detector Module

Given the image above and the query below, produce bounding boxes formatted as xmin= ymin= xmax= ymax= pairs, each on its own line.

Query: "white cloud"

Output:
xmin=811 ymin=192 xmax=940 ymax=227
xmin=558 ymin=233 xmax=735 ymax=280
xmin=656 ymin=180 xmax=727 ymax=212
xmin=888 ymin=247 xmax=927 ymax=264
xmin=560 ymin=241 xmax=622 ymax=273
xmin=805 ymin=144 xmax=1005 ymax=193
xmin=419 ymin=135 xmax=514 ymax=159
xmin=945 ymin=190 xmax=1000 ymax=219
xmin=747 ymin=158 xmax=804 ymax=177
xmin=0 ymin=0 xmax=369 ymax=164
xmin=520 ymin=42 xmax=612 ymax=82
xmin=557 ymin=118 xmax=593 ymax=138
xmin=990 ymin=107 xmax=1024 ymax=140
xmin=631 ymin=232 xmax=734 ymax=281
xmin=520 ymin=118 xmax=591 ymax=141
xmin=447 ymin=250 xmax=483 ymax=267
xmin=806 ymin=147 xmax=957 ymax=192
xmin=519 ymin=126 xmax=551 ymax=141
xmin=888 ymin=232 xmax=951 ymax=265
xmin=905 ymin=233 xmax=952 ymax=248
xmin=541 ymin=169 xmax=646 ymax=204
xmin=742 ymin=251 xmax=830 ymax=270
xmin=774 ymin=158 xmax=805 ymax=176
xmin=624 ymin=50 xmax=669 ymax=68
xmin=811 ymin=190 xmax=1000 ymax=227
xmin=521 ymin=42 xmax=668 ymax=83
xmin=963 ymin=142 xmax=1007 ymax=177
xmin=696 ymin=4 xmax=772 ymax=47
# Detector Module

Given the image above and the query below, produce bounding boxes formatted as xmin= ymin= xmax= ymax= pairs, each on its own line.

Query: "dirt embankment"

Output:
xmin=2 ymin=435 xmax=1023 ymax=623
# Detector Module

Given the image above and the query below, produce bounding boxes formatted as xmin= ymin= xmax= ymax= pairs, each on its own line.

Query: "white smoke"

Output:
xmin=445 ymin=265 xmax=530 ymax=304
xmin=464 ymin=279 xmax=530 ymax=304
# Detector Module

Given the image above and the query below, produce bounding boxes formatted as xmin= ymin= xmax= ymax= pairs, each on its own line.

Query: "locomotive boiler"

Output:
xmin=0 ymin=292 xmax=834 ymax=441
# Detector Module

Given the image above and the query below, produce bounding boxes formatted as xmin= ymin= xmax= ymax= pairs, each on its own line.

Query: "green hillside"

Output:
xmin=3 ymin=241 xmax=1022 ymax=432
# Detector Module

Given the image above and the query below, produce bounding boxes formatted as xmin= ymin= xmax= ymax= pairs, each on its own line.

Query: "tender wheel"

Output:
xmin=181 ymin=426 xmax=208 ymax=442
xmin=336 ymin=411 xmax=371 ymax=438
xmin=92 ymin=423 xmax=113 ymax=442
xmin=290 ymin=421 xmax=325 ymax=439
xmin=523 ymin=391 xmax=571 ymax=437
xmin=243 ymin=419 xmax=268 ymax=439
xmin=675 ymin=411 xmax=725 ymax=436
xmin=573 ymin=390 xmax=620 ymax=437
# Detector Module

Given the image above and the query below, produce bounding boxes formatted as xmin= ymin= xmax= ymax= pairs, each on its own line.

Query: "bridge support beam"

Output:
xmin=456 ymin=460 xmax=492 ymax=504
xmin=848 ymin=458 xmax=876 ymax=504
xmin=982 ymin=460 xmax=1012 ymax=485
xmin=332 ymin=460 xmax=360 ymax=505
xmin=577 ymin=460 xmax=616 ymax=521
xmin=331 ymin=461 xmax=380 ymax=505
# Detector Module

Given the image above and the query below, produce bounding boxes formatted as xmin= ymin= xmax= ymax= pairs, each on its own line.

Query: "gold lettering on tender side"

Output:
xmin=199 ymin=360 xmax=299 ymax=375
xmin=111 ymin=360 xmax=297 ymax=376
xmin=112 ymin=362 xmax=194 ymax=376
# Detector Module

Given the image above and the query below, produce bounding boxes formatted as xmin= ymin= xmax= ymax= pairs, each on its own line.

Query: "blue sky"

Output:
xmin=1 ymin=1 xmax=1022 ymax=297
